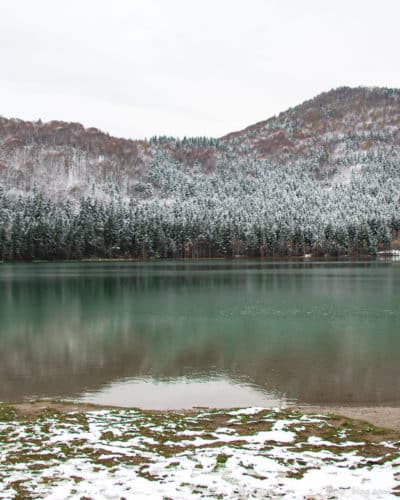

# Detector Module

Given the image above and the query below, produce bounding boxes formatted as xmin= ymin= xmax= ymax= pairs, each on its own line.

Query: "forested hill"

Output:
xmin=0 ymin=86 xmax=400 ymax=260
xmin=222 ymin=86 xmax=400 ymax=168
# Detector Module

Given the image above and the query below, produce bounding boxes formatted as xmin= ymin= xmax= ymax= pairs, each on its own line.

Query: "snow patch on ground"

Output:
xmin=0 ymin=406 xmax=399 ymax=499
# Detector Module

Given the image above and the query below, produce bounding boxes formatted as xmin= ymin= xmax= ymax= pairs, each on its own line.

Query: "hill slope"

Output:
xmin=1 ymin=86 xmax=400 ymax=200
xmin=0 ymin=87 xmax=399 ymax=260
xmin=222 ymin=87 xmax=400 ymax=169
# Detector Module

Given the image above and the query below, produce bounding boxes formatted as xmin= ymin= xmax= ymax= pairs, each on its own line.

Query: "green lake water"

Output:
xmin=0 ymin=260 xmax=399 ymax=408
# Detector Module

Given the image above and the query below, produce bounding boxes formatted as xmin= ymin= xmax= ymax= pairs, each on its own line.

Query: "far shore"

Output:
xmin=1 ymin=254 xmax=397 ymax=264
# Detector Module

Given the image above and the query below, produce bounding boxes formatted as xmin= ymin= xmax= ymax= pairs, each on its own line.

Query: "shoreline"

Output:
xmin=0 ymin=254 xmax=394 ymax=263
xmin=290 ymin=404 xmax=400 ymax=431
xmin=6 ymin=400 xmax=400 ymax=431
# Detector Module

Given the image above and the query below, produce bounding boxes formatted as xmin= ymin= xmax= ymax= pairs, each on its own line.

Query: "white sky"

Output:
xmin=0 ymin=0 xmax=399 ymax=139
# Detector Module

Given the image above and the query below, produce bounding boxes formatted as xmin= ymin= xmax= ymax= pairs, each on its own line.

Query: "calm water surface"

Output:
xmin=0 ymin=260 xmax=399 ymax=408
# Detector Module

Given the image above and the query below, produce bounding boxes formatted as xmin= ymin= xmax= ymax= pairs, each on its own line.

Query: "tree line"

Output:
xmin=0 ymin=157 xmax=399 ymax=261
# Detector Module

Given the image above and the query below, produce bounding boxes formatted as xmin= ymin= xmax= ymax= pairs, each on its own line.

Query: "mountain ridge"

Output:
xmin=1 ymin=86 xmax=400 ymax=202
xmin=220 ymin=86 xmax=400 ymax=167
xmin=0 ymin=86 xmax=399 ymax=260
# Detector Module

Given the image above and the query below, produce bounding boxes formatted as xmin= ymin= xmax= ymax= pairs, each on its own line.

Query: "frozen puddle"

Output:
xmin=0 ymin=405 xmax=399 ymax=499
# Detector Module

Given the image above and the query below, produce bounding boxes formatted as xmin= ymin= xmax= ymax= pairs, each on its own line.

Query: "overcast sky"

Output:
xmin=0 ymin=0 xmax=399 ymax=139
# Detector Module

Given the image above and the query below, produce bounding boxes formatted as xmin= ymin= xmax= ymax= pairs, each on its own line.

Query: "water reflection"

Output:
xmin=78 ymin=376 xmax=287 ymax=409
xmin=0 ymin=261 xmax=399 ymax=407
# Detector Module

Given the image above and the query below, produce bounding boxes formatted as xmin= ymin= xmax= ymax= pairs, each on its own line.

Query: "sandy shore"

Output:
xmin=291 ymin=404 xmax=400 ymax=431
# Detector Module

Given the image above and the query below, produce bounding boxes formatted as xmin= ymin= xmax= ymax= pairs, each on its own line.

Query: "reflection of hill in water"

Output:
xmin=1 ymin=262 xmax=399 ymax=405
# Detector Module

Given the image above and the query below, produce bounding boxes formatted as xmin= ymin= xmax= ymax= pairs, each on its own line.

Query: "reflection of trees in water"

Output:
xmin=0 ymin=263 xmax=399 ymax=404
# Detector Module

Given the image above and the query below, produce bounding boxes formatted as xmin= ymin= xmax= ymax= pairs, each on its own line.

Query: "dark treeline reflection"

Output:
xmin=1 ymin=260 xmax=400 ymax=405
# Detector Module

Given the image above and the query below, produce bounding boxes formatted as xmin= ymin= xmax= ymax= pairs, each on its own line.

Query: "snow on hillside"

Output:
xmin=0 ymin=87 xmax=400 ymax=260
xmin=1 ymin=87 xmax=400 ymax=202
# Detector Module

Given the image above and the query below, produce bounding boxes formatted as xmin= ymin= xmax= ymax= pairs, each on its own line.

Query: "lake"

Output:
xmin=0 ymin=260 xmax=399 ymax=409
